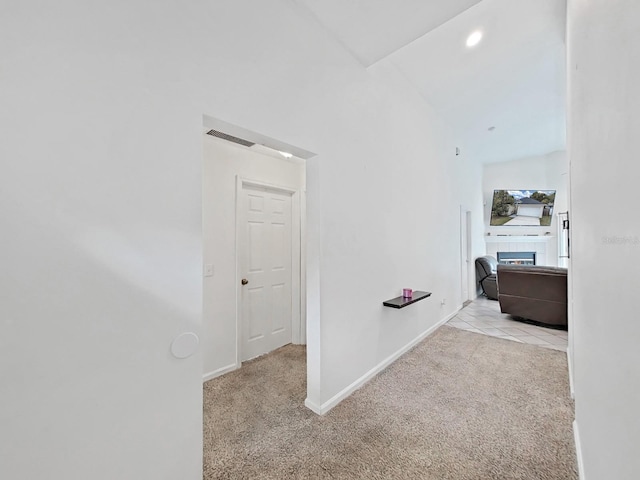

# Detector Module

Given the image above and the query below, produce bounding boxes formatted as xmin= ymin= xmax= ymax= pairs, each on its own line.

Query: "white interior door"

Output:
xmin=465 ymin=211 xmax=473 ymax=301
xmin=240 ymin=184 xmax=293 ymax=361
xmin=460 ymin=208 xmax=472 ymax=305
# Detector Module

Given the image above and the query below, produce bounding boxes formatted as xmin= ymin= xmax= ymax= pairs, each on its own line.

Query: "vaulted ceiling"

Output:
xmin=296 ymin=0 xmax=567 ymax=163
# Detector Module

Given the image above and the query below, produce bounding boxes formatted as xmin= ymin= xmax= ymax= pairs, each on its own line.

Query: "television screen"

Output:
xmin=490 ymin=189 xmax=556 ymax=226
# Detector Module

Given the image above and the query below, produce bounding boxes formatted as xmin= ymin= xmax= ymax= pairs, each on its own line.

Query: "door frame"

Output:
xmin=459 ymin=205 xmax=473 ymax=306
xmin=235 ymin=176 xmax=305 ymax=366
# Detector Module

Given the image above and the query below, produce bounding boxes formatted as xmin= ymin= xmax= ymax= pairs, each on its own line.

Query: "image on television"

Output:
xmin=490 ymin=189 xmax=556 ymax=226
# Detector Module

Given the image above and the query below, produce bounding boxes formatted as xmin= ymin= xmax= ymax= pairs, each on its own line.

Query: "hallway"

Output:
xmin=203 ymin=325 xmax=576 ymax=479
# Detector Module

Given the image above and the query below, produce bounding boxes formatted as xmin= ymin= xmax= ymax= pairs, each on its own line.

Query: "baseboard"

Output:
xmin=202 ymin=362 xmax=238 ymax=383
xmin=307 ymin=309 xmax=459 ymax=416
xmin=567 ymin=347 xmax=575 ymax=399
xmin=461 ymin=294 xmax=482 ymax=310
xmin=304 ymin=398 xmax=323 ymax=415
xmin=442 ymin=308 xmax=461 ymax=324
xmin=573 ymin=420 xmax=585 ymax=479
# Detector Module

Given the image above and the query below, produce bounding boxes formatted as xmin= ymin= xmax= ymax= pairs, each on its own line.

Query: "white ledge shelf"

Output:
xmin=383 ymin=291 xmax=432 ymax=309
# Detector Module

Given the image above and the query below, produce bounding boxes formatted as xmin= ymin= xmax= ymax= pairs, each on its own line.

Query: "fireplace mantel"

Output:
xmin=485 ymin=235 xmax=557 ymax=266
xmin=485 ymin=235 xmax=555 ymax=243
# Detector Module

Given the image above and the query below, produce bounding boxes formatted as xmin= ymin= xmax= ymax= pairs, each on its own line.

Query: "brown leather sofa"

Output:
xmin=497 ymin=264 xmax=568 ymax=329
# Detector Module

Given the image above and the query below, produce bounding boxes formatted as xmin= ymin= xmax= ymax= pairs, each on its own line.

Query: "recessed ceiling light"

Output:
xmin=279 ymin=151 xmax=293 ymax=159
xmin=466 ymin=30 xmax=483 ymax=48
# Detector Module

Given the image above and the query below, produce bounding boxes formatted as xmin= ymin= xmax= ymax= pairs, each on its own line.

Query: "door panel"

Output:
xmin=271 ymin=283 xmax=286 ymax=333
xmin=247 ymin=286 xmax=265 ymax=341
xmin=248 ymin=222 xmax=264 ymax=272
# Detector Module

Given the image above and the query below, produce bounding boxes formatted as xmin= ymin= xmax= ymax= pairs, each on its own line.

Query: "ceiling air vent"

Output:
xmin=205 ymin=129 xmax=255 ymax=147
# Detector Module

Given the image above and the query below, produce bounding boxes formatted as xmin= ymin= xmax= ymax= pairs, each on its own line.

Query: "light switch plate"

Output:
xmin=204 ymin=264 xmax=214 ymax=277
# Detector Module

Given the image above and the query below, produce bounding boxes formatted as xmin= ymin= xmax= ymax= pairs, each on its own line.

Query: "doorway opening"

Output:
xmin=201 ymin=114 xmax=315 ymax=382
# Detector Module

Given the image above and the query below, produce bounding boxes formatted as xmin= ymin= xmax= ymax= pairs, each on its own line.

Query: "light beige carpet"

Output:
xmin=203 ymin=326 xmax=577 ymax=479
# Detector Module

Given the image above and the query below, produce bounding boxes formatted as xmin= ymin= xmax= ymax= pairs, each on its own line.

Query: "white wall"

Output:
xmin=483 ymin=151 xmax=568 ymax=235
xmin=1 ymin=3 xmax=205 ymax=480
xmin=308 ymin=59 xmax=485 ymax=409
xmin=482 ymin=151 xmax=568 ymax=265
xmin=202 ymin=135 xmax=305 ymax=380
xmin=567 ymin=1 xmax=640 ymax=478
xmin=1 ymin=1 xmax=483 ymax=478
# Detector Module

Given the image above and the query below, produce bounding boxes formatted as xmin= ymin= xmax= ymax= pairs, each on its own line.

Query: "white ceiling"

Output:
xmin=297 ymin=0 xmax=567 ymax=164
xmin=295 ymin=0 xmax=482 ymax=66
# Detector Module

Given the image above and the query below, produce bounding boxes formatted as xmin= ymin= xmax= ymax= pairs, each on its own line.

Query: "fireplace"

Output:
xmin=497 ymin=251 xmax=536 ymax=266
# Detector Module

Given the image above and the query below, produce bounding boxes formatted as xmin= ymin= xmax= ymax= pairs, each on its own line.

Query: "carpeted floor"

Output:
xmin=203 ymin=326 xmax=578 ymax=479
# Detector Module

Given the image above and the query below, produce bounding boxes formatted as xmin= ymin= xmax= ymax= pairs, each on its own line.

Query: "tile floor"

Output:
xmin=446 ymin=296 xmax=568 ymax=352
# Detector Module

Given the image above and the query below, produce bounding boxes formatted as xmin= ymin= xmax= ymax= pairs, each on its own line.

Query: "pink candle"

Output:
xmin=402 ymin=288 xmax=413 ymax=298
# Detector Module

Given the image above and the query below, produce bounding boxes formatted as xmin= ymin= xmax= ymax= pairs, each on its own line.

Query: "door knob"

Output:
xmin=241 ymin=278 xmax=249 ymax=285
